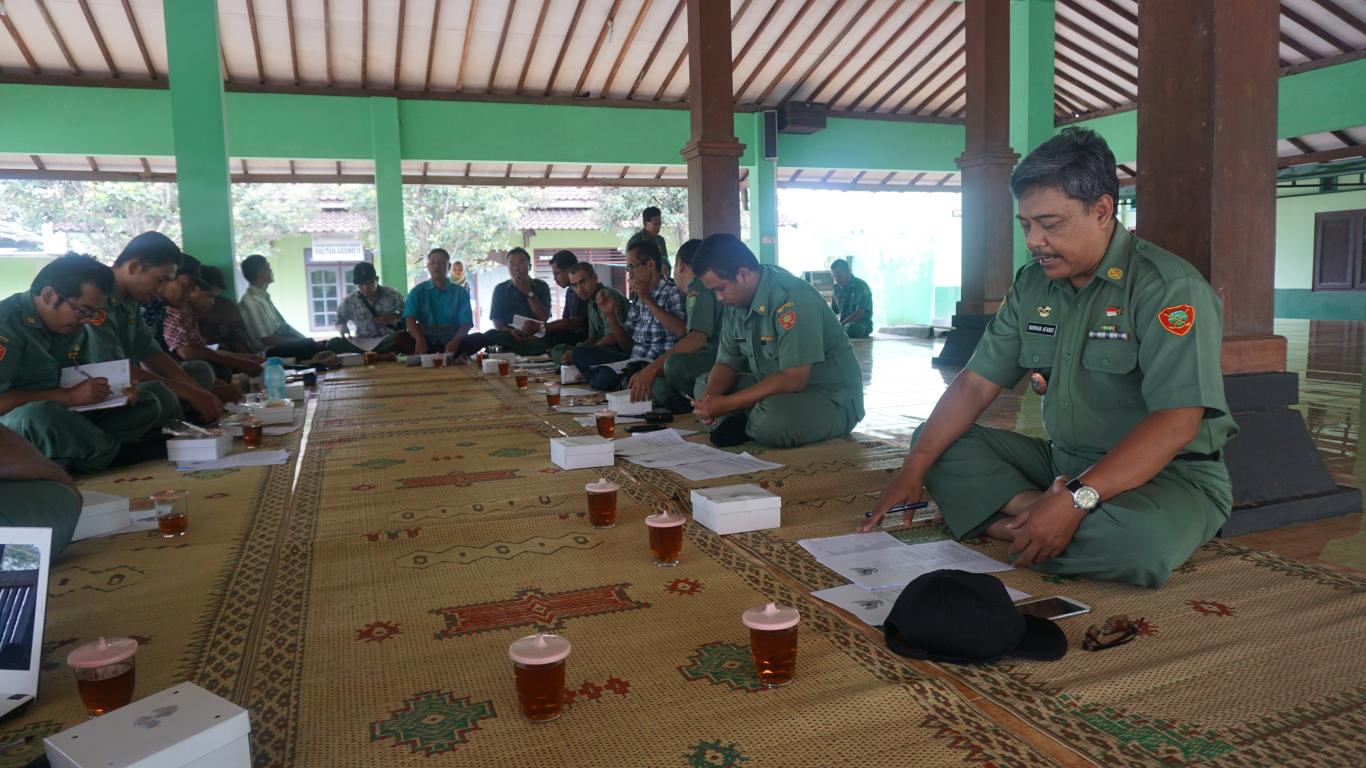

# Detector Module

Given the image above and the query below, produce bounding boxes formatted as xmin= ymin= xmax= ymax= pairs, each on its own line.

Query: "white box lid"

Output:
xmin=551 ymin=436 xmax=612 ymax=451
xmin=691 ymin=484 xmax=781 ymax=511
xmin=80 ymin=490 xmax=130 ymax=515
xmin=44 ymin=682 xmax=250 ymax=768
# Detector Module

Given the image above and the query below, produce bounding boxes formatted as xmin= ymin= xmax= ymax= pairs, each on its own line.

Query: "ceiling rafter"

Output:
xmin=323 ymin=0 xmax=334 ymax=84
xmin=361 ymin=0 xmax=371 ymax=87
xmin=1279 ymin=5 xmax=1352 ymax=53
xmin=516 ymin=0 xmax=553 ymax=94
xmin=1286 ymin=137 xmax=1315 ymax=154
xmin=827 ymin=0 xmax=936 ymax=108
xmin=751 ymin=0 xmax=842 ymax=104
xmin=890 ymin=41 xmax=960 ymax=113
xmin=1054 ymin=80 xmax=1105 ymax=114
xmin=776 ymin=0 xmax=878 ymax=104
xmin=244 ymin=0 xmax=266 ymax=84
xmin=573 ymin=0 xmax=625 ymax=97
xmin=33 ymin=0 xmax=76 ymax=74
xmin=909 ymin=63 xmax=963 ymax=115
xmin=1306 ymin=0 xmax=1366 ymax=37
xmin=870 ymin=18 xmax=962 ymax=112
xmin=286 ymin=0 xmax=302 ymax=85
xmin=486 ymin=0 xmax=519 ymax=92
xmin=74 ymin=0 xmax=118 ymax=76
xmin=848 ymin=0 xmax=957 ymax=111
xmin=456 ymin=0 xmax=480 ymax=90
xmin=86 ymin=156 xmax=99 ymax=172
xmin=602 ymin=0 xmax=655 ymax=96
xmin=423 ymin=0 xmax=443 ymax=90
xmin=119 ymin=0 xmax=155 ymax=79
xmin=140 ymin=157 xmax=152 ymax=175
xmin=1054 ymin=34 xmax=1137 ymax=91
xmin=655 ymin=166 xmax=665 ymax=179
xmin=805 ymin=0 xmax=907 ymax=105
xmin=30 ymin=155 xmax=46 ymax=171
xmin=544 ymin=0 xmax=587 ymax=95
xmin=1330 ymin=130 xmax=1359 ymax=147
xmin=1055 ymin=68 xmax=1116 ymax=110
xmin=658 ymin=0 xmax=759 ymax=101
xmin=1054 ymin=8 xmax=1136 ymax=69
xmin=394 ymin=0 xmax=408 ymax=88
xmin=0 ymin=13 xmax=38 ymax=74
xmin=1055 ymin=49 xmax=1136 ymax=103
xmin=1053 ymin=88 xmax=1089 ymax=117
xmin=736 ymin=0 xmax=817 ymax=101
xmin=1279 ymin=29 xmax=1320 ymax=62
xmin=928 ymin=84 xmax=965 ymax=117
xmin=1058 ymin=0 xmax=1135 ymax=57
xmin=732 ymin=0 xmax=786 ymax=72
xmin=628 ymin=0 xmax=684 ymax=99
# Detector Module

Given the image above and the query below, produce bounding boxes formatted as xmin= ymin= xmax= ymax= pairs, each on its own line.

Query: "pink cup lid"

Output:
xmin=586 ymin=477 xmax=619 ymax=493
xmin=742 ymin=602 xmax=800 ymax=631
xmin=508 ymin=633 xmax=571 ymax=665
xmin=67 ymin=636 xmax=138 ymax=669
xmin=644 ymin=508 xmax=685 ymax=528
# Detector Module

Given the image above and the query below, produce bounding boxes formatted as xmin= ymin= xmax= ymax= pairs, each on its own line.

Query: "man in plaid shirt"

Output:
xmin=571 ymin=240 xmax=685 ymax=391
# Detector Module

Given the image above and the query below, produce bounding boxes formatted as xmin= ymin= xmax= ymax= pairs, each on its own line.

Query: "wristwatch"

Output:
xmin=1065 ymin=477 xmax=1101 ymax=512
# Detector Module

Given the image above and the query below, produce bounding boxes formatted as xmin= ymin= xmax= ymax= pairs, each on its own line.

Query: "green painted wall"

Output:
xmin=0 ymin=256 xmax=53 ymax=298
xmin=775 ymin=117 xmax=962 ymax=172
xmin=268 ymin=235 xmax=312 ymax=334
xmin=1271 ymin=186 xmax=1366 ymax=319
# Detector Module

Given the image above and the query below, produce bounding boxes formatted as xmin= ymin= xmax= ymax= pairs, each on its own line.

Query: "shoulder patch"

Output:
xmin=0 ymin=345 xmax=5 ymax=363
xmin=1158 ymin=304 xmax=1195 ymax=336
xmin=775 ymin=300 xmax=795 ymax=315
xmin=90 ymin=309 xmax=107 ymax=326
xmin=686 ymin=293 xmax=697 ymax=314
xmin=778 ymin=308 xmax=796 ymax=330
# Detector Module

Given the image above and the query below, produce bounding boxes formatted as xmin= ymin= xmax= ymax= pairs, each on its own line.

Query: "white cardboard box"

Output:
xmin=45 ymin=681 xmax=251 ymax=768
xmin=481 ymin=359 xmax=502 ymax=374
xmin=338 ymin=352 xmax=364 ymax=367
xmin=73 ymin=490 xmax=131 ymax=541
xmin=550 ymin=436 xmax=615 ymax=470
xmin=691 ymin=484 xmax=782 ymax=535
xmin=167 ymin=434 xmax=234 ymax=463
xmin=606 ymin=390 xmax=653 ymax=416
xmin=486 ymin=351 xmax=517 ymax=361
xmin=284 ymin=382 xmax=305 ymax=400
xmin=561 ymin=365 xmax=585 ymax=384
xmin=248 ymin=402 xmax=294 ymax=425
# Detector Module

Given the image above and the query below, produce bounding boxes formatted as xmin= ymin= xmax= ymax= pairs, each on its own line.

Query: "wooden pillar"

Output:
xmin=934 ymin=0 xmax=1018 ymax=367
xmin=681 ymin=0 xmax=745 ymax=238
xmin=1138 ymin=0 xmax=1360 ymax=534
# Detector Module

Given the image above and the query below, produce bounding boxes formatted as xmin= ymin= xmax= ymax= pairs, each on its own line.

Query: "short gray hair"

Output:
xmin=1009 ymin=127 xmax=1119 ymax=211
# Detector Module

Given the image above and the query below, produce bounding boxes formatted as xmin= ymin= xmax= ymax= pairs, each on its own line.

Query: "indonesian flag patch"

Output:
xmin=1158 ymin=304 xmax=1195 ymax=336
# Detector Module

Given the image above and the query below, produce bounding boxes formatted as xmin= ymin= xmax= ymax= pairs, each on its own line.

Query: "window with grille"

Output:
xmin=1313 ymin=208 xmax=1366 ymax=291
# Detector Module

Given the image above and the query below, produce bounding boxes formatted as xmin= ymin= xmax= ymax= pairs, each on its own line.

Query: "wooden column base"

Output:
xmin=1220 ymin=335 xmax=1286 ymax=375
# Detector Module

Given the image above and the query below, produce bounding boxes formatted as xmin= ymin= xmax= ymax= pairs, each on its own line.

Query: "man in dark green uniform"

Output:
xmin=864 ymin=128 xmax=1236 ymax=589
xmin=626 ymin=205 xmax=671 ymax=274
xmin=0 ymin=425 xmax=81 ymax=557
xmin=691 ymin=234 xmax=865 ymax=448
xmin=830 ymin=259 xmax=874 ymax=338
xmin=560 ymin=263 xmax=627 ymax=364
xmin=0 ymin=254 xmax=166 ymax=473
xmin=625 ymin=239 xmax=722 ymax=411
xmin=84 ymin=232 xmax=224 ymax=423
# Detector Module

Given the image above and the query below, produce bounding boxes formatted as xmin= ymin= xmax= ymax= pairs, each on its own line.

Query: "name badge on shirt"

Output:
xmin=1026 ymin=322 xmax=1057 ymax=337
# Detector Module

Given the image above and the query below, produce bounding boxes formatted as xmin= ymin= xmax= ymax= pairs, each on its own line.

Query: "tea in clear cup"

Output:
xmin=515 ymin=370 xmax=529 ymax=390
xmin=498 ymin=359 xmax=511 ymax=377
xmin=363 ymin=351 xmax=379 ymax=366
xmin=742 ymin=603 xmax=799 ymax=687
xmin=150 ymin=489 xmax=188 ymax=538
xmin=595 ymin=409 xmax=616 ymax=439
xmin=242 ymin=416 xmax=264 ymax=448
xmin=644 ymin=508 xmax=685 ymax=566
xmin=508 ymin=633 xmax=571 ymax=722
xmin=585 ymin=477 xmax=619 ymax=528
xmin=67 ymin=637 xmax=138 ymax=716
xmin=432 ymin=354 xmax=447 ymax=368
xmin=545 ymin=383 xmax=561 ymax=408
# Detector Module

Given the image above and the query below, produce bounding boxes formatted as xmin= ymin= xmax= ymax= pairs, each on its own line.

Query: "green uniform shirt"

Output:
xmin=585 ymin=286 xmax=628 ymax=345
xmin=966 ymin=226 xmax=1237 ymax=460
xmin=832 ymin=276 xmax=874 ymax=325
xmin=716 ymin=266 xmax=864 ymax=415
xmin=83 ymin=292 xmax=161 ymax=364
xmin=0 ymin=292 xmax=86 ymax=394
xmin=685 ymin=276 xmax=724 ymax=353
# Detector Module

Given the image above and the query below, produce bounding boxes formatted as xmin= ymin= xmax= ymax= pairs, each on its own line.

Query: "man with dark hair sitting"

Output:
xmin=336 ymin=262 xmax=406 ymax=353
xmin=690 ymin=234 xmax=864 ymax=448
xmin=830 ymin=258 xmax=874 ymax=339
xmin=196 ymin=265 xmax=257 ymax=354
xmin=149 ymin=253 xmax=241 ymax=402
xmin=400 ymin=248 xmax=484 ymax=357
xmin=863 ymin=127 xmax=1236 ymax=589
xmin=160 ymin=256 xmax=264 ymax=382
xmin=541 ymin=250 xmax=589 ymax=357
xmin=627 ymin=205 xmax=671 ymax=274
xmin=559 ymin=262 xmax=627 ymax=364
xmin=626 ymin=239 xmax=724 ymax=411
xmin=478 ymin=247 xmax=552 ymax=356
xmin=238 ymin=253 xmax=357 ymax=362
xmin=0 ymin=254 xmax=168 ymax=472
xmin=84 ymin=232 xmax=224 ymax=422
xmin=571 ymin=239 xmax=685 ymax=391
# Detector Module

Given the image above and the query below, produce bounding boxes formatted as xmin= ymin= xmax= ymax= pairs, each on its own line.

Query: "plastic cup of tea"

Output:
xmin=150 ymin=489 xmax=188 ymax=538
xmin=515 ymin=370 xmax=529 ymax=390
xmin=508 ymin=633 xmax=571 ymax=722
xmin=241 ymin=416 xmax=264 ymax=448
xmin=742 ymin=603 xmax=800 ymax=688
xmin=585 ymin=477 xmax=619 ymax=528
xmin=545 ymin=383 xmax=561 ymax=408
xmin=363 ymin=351 xmax=379 ymax=366
xmin=67 ymin=637 xmax=138 ymax=717
xmin=498 ymin=359 xmax=511 ymax=377
xmin=595 ymin=410 xmax=616 ymax=439
xmin=644 ymin=508 xmax=686 ymax=566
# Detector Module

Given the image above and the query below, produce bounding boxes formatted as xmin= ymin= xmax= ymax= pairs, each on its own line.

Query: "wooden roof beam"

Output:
xmin=732 ymin=0 xmax=786 ymax=72
xmin=736 ymin=0 xmax=817 ymax=101
xmin=34 ymin=0 xmax=77 ymax=74
xmin=456 ymin=0 xmax=480 ymax=91
xmin=245 ymin=0 xmax=265 ymax=84
xmin=361 ymin=0 xmax=370 ymax=87
xmin=0 ymin=13 xmax=38 ymax=74
xmin=486 ymin=0 xmax=518 ymax=92
xmin=1307 ymin=0 xmax=1366 ymax=37
xmin=890 ymin=43 xmax=960 ymax=113
xmin=573 ymin=0 xmax=625 ymax=97
xmin=828 ymin=0 xmax=936 ymax=107
xmin=1281 ymin=5 xmax=1353 ymax=52
xmin=393 ymin=0 xmax=408 ymax=88
xmin=804 ymin=0 xmax=906 ymax=105
xmin=1331 ymin=130 xmax=1359 ymax=147
xmin=1287 ymin=137 xmax=1315 ymax=154
xmin=909 ymin=64 xmax=963 ymax=115
xmin=627 ymin=0 xmax=685 ymax=99
xmin=544 ymin=0 xmax=586 ymax=95
xmin=1055 ymin=10 xmax=1136 ymax=69
xmin=1055 ymin=49 xmax=1136 ymax=103
xmin=1279 ymin=144 xmax=1366 ymax=168
xmin=775 ymin=0 xmax=877 ymax=105
xmin=751 ymin=0 xmax=843 ymax=104
xmin=286 ymin=0 xmax=302 ymax=85
xmin=929 ymin=86 xmax=965 ymax=117
xmin=1058 ymin=0 xmax=1136 ymax=57
xmin=869 ymin=18 xmax=962 ymax=111
xmin=120 ymin=0 xmax=156 ymax=79
xmin=323 ymin=0 xmax=333 ymax=84
xmin=602 ymin=0 xmax=655 ymax=96
xmin=1055 ymin=66 xmax=1125 ymax=111
xmin=423 ymin=0 xmax=442 ymax=90
xmin=849 ymin=1 xmax=957 ymax=111
xmin=75 ymin=0 xmax=118 ymax=76
xmin=516 ymin=0 xmax=553 ymax=94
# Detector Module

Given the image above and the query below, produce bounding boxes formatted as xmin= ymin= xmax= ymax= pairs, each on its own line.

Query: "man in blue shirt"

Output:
xmin=400 ymin=248 xmax=483 ymax=357
xmin=571 ymin=240 xmax=685 ymax=390
xmin=478 ymin=247 xmax=552 ymax=356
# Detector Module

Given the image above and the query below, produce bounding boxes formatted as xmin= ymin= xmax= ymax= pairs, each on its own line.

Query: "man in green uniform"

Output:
xmin=0 ymin=425 xmax=81 ymax=558
xmin=691 ymin=234 xmax=865 ymax=448
xmin=863 ymin=128 xmax=1236 ymax=589
xmin=626 ymin=205 xmax=671 ymax=274
xmin=0 ymin=254 xmax=166 ymax=473
xmin=559 ymin=263 xmax=627 ymax=364
xmin=830 ymin=259 xmax=874 ymax=338
xmin=84 ymin=232 xmax=223 ymax=424
xmin=625 ymin=239 xmax=722 ymax=411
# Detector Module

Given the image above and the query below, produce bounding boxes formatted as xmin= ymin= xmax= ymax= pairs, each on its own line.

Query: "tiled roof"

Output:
xmin=303 ymin=209 xmax=370 ymax=234
xmin=518 ymin=205 xmax=598 ymax=231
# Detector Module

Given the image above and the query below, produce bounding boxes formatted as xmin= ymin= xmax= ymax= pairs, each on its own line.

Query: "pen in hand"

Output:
xmin=864 ymin=501 xmax=930 ymax=518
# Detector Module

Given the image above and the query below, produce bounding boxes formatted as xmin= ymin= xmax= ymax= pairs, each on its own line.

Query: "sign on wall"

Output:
xmin=310 ymin=234 xmax=365 ymax=262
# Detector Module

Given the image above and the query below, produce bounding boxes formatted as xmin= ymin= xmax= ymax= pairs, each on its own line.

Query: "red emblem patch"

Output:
xmin=0 ymin=345 xmax=6 ymax=363
xmin=90 ymin=310 xmax=106 ymax=326
xmin=1157 ymin=304 xmax=1194 ymax=336
xmin=778 ymin=310 xmax=796 ymax=330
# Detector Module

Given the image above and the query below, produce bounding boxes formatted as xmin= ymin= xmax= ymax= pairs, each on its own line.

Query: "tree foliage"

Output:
xmin=591 ymin=187 xmax=691 ymax=248
xmin=0 ymin=180 xmax=181 ymax=260
xmin=402 ymin=185 xmax=544 ymax=281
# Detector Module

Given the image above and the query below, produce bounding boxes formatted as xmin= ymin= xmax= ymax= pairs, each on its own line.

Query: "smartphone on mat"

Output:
xmin=626 ymin=424 xmax=666 ymax=434
xmin=1015 ymin=596 xmax=1091 ymax=621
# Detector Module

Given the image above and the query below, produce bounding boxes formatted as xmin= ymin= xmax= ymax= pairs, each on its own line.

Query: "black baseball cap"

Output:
xmin=352 ymin=262 xmax=378 ymax=283
xmin=176 ymin=253 xmax=210 ymax=289
xmin=883 ymin=570 xmax=1067 ymax=663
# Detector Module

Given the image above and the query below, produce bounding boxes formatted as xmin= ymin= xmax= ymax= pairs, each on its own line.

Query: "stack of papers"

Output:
xmin=512 ymin=315 xmax=547 ymax=338
xmin=612 ymin=429 xmax=783 ymax=480
xmin=176 ymin=449 xmax=291 ymax=471
xmin=59 ymin=360 xmax=131 ymax=412
xmin=799 ymin=532 xmax=1028 ymax=627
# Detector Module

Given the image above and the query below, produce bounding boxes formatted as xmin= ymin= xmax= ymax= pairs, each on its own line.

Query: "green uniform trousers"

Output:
xmin=844 ymin=321 xmax=873 ymax=339
xmin=694 ymin=372 xmax=859 ymax=448
xmin=920 ymin=424 xmax=1231 ymax=588
xmin=0 ymin=385 xmax=171 ymax=473
xmin=652 ymin=350 xmax=717 ymax=405
xmin=137 ymin=380 xmax=183 ymax=426
xmin=480 ymin=329 xmax=546 ymax=357
xmin=1 ymin=480 xmax=80 ymax=558
xmin=181 ymin=360 xmax=216 ymax=390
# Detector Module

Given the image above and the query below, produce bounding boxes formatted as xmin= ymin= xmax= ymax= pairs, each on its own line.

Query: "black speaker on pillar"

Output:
xmin=762 ymin=111 xmax=779 ymax=160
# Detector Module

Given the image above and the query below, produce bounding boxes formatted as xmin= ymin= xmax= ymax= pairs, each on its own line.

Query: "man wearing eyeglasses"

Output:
xmin=0 ymin=254 xmax=168 ymax=472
